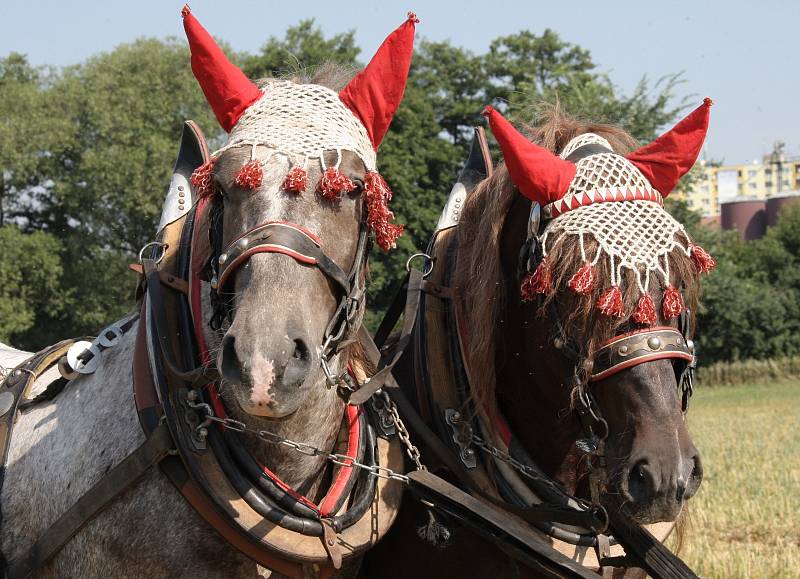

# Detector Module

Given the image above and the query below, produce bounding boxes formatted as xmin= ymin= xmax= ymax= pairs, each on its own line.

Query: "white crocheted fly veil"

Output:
xmin=482 ymin=100 xmax=716 ymax=325
xmin=182 ymin=7 xmax=419 ymax=250
xmin=194 ymin=80 xmax=377 ymax=199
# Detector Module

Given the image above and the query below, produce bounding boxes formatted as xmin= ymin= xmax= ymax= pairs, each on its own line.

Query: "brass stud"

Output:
xmin=553 ymin=338 xmax=564 ymax=350
xmin=647 ymin=336 xmax=662 ymax=350
xmin=686 ymin=339 xmax=695 ymax=352
xmin=236 ymin=238 xmax=249 ymax=251
xmin=619 ymin=345 xmax=629 ymax=355
xmin=218 ymin=253 xmax=228 ymax=265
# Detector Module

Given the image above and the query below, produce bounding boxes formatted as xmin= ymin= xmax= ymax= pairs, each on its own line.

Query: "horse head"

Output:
xmin=463 ymin=101 xmax=713 ymax=524
xmin=182 ymin=7 xmax=415 ymax=423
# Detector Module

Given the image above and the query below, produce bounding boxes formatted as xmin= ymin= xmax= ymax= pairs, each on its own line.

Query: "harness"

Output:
xmin=362 ymin=128 xmax=700 ymax=578
xmin=0 ymin=121 xmax=403 ymax=579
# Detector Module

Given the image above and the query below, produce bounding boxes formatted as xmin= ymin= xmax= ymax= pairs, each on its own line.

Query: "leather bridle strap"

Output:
xmin=215 ymin=221 xmax=350 ymax=295
xmin=5 ymin=423 xmax=175 ymax=579
xmin=591 ymin=327 xmax=694 ymax=382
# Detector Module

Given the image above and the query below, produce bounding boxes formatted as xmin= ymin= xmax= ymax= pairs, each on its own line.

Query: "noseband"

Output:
xmin=206 ymin=200 xmax=370 ymax=392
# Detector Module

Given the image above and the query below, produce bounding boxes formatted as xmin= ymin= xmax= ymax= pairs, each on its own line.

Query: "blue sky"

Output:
xmin=1 ymin=0 xmax=796 ymax=164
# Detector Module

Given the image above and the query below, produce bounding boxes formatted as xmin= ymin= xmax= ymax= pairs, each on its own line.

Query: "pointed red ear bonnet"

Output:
xmin=182 ymin=6 xmax=262 ymax=132
xmin=483 ymin=98 xmax=712 ymax=207
xmin=484 ymin=100 xmax=715 ymax=323
xmin=182 ymin=6 xmax=417 ymax=250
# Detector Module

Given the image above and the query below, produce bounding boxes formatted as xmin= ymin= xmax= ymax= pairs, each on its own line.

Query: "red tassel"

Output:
xmin=364 ymin=171 xmax=404 ymax=250
xmin=690 ymin=244 xmax=716 ymax=274
xmin=632 ymin=294 xmax=657 ymax=325
xmin=190 ymin=158 xmax=217 ymax=198
xmin=662 ymin=286 xmax=684 ymax=319
xmin=234 ymin=160 xmax=263 ymax=190
xmin=596 ymin=286 xmax=624 ymax=318
xmin=520 ymin=258 xmax=552 ymax=301
xmin=568 ymin=262 xmax=597 ymax=295
xmin=283 ymin=166 xmax=308 ymax=194
xmin=317 ymin=167 xmax=356 ymax=200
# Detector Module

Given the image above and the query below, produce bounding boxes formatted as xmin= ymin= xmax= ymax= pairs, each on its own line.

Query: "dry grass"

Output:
xmin=697 ymin=357 xmax=800 ymax=387
xmin=670 ymin=381 xmax=800 ymax=578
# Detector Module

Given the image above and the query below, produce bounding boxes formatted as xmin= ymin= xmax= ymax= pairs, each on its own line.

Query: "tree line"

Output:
xmin=1 ymin=21 xmax=797 ymax=364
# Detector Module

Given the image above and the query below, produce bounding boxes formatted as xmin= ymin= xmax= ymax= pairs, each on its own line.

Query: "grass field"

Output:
xmin=671 ymin=380 xmax=800 ymax=578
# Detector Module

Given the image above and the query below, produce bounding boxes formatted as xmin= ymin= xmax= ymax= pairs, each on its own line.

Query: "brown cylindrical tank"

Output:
xmin=720 ymin=199 xmax=767 ymax=240
xmin=766 ymin=193 xmax=800 ymax=226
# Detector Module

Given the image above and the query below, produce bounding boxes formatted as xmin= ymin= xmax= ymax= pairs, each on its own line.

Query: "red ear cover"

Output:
xmin=339 ymin=13 xmax=418 ymax=150
xmin=182 ymin=5 xmax=262 ymax=132
xmin=626 ymin=98 xmax=712 ymax=196
xmin=482 ymin=106 xmax=576 ymax=205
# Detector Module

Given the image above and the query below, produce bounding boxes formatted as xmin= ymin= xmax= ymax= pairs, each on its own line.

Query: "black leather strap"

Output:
xmin=407 ymin=470 xmax=599 ymax=579
xmin=142 ymin=258 xmax=219 ymax=387
xmin=565 ymin=143 xmax=615 ymax=163
xmin=6 ymin=422 xmax=175 ymax=579
xmin=348 ymin=269 xmax=424 ymax=405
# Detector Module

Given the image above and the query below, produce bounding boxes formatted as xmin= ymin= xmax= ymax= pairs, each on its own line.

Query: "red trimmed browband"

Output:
xmin=543 ymin=186 xmax=663 ymax=219
xmin=590 ymin=327 xmax=693 ymax=382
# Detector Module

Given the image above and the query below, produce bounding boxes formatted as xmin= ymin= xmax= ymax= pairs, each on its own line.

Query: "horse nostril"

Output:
xmin=292 ymin=339 xmax=309 ymax=362
xmin=627 ymin=459 xmax=655 ymax=503
xmin=220 ymin=335 xmax=242 ymax=384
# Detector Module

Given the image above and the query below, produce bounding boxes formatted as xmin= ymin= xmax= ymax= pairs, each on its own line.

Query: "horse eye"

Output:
xmin=352 ymin=178 xmax=365 ymax=192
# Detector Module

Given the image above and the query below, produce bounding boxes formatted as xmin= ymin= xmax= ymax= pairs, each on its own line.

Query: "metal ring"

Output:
xmin=66 ymin=341 xmax=101 ymax=375
xmin=138 ymin=241 xmax=168 ymax=265
xmin=405 ymin=253 xmax=434 ymax=277
xmin=98 ymin=324 xmax=124 ymax=348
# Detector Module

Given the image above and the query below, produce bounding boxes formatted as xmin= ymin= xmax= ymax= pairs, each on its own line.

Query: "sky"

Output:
xmin=1 ymin=0 xmax=797 ymax=165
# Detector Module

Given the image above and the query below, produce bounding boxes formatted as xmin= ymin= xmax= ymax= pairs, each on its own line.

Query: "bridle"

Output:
xmin=517 ymin=196 xmax=698 ymax=472
xmin=204 ymin=193 xmax=371 ymax=394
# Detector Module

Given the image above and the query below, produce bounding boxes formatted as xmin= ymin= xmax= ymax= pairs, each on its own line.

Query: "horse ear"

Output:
xmin=482 ymin=106 xmax=576 ymax=205
xmin=182 ymin=5 xmax=262 ymax=132
xmin=626 ymin=98 xmax=713 ymax=197
xmin=339 ymin=13 xmax=418 ymax=150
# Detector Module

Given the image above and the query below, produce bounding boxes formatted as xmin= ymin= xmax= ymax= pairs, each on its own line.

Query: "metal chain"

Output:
xmin=380 ymin=391 xmax=427 ymax=472
xmin=188 ymin=397 xmax=412 ymax=483
xmin=470 ymin=434 xmax=548 ymax=484
xmin=470 ymin=432 xmax=599 ymax=517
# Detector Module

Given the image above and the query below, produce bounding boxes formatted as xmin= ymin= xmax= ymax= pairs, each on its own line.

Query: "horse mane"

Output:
xmin=257 ymin=62 xmax=357 ymax=92
xmin=454 ymin=104 xmax=700 ymax=411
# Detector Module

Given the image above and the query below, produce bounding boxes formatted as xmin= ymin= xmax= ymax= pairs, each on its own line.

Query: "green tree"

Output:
xmin=0 ymin=227 xmax=64 ymax=345
xmin=242 ymin=20 xmax=360 ymax=79
xmin=10 ymin=39 xmax=219 ymax=343
xmin=1 ymin=26 xmax=695 ymax=348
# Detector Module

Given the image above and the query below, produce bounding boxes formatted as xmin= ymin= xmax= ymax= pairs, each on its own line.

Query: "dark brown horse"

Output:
xmin=363 ymin=107 xmax=707 ymax=578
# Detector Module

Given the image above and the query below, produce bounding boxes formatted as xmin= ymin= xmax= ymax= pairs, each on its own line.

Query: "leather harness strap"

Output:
xmin=354 ymin=327 xmax=600 ymax=579
xmin=6 ymin=423 xmax=174 ymax=579
xmin=348 ymin=269 xmax=425 ymax=406
xmin=215 ymin=221 xmax=350 ymax=295
xmin=591 ymin=327 xmax=694 ymax=382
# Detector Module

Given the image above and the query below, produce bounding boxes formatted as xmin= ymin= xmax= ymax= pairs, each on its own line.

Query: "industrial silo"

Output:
xmin=720 ymin=199 xmax=767 ymax=240
xmin=766 ymin=192 xmax=800 ymax=226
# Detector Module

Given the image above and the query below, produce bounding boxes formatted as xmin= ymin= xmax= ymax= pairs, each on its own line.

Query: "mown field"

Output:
xmin=671 ymin=380 xmax=800 ymax=578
